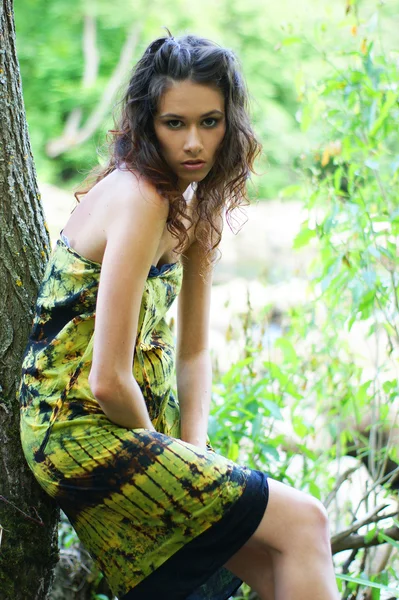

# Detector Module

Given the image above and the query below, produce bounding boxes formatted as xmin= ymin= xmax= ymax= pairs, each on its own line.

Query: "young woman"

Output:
xmin=18 ymin=32 xmax=339 ymax=600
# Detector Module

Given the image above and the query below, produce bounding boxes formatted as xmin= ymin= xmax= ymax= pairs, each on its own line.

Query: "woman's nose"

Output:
xmin=183 ymin=127 xmax=203 ymax=154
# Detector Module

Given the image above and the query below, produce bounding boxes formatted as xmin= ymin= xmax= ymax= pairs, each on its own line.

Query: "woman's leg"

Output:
xmin=228 ymin=478 xmax=339 ymax=600
xmin=224 ymin=542 xmax=275 ymax=600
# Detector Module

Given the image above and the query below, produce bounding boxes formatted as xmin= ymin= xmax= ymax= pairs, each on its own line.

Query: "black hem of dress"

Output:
xmin=120 ymin=468 xmax=269 ymax=600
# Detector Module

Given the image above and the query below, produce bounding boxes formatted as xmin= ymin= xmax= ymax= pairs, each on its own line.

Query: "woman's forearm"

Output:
xmin=89 ymin=372 xmax=156 ymax=430
xmin=176 ymin=350 xmax=212 ymax=448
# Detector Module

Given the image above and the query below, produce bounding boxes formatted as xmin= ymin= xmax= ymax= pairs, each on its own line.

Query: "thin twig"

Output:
xmin=0 ymin=495 xmax=44 ymax=526
xmin=342 ymin=548 xmax=359 ymax=574
xmin=353 ymin=466 xmax=399 ymax=515
xmin=331 ymin=504 xmax=394 ymax=545
xmin=324 ymin=466 xmax=359 ymax=508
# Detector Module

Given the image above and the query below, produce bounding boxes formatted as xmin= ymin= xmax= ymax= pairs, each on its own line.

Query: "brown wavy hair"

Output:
xmin=75 ymin=30 xmax=262 ymax=265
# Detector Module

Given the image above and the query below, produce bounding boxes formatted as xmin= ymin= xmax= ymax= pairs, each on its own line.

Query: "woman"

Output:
xmin=18 ymin=32 xmax=339 ymax=600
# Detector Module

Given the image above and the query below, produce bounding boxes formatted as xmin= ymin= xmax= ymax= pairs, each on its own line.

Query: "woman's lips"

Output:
xmin=181 ymin=161 xmax=206 ymax=170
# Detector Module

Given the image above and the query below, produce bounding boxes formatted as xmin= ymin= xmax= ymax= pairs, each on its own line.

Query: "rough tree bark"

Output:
xmin=0 ymin=1 xmax=59 ymax=598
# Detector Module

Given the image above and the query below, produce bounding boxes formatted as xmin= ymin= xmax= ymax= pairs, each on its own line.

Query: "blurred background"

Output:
xmin=14 ymin=0 xmax=398 ymax=365
xmin=14 ymin=0 xmax=399 ymax=598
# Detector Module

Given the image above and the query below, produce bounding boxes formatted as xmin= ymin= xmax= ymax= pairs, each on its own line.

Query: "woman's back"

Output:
xmin=61 ymin=168 xmax=198 ymax=272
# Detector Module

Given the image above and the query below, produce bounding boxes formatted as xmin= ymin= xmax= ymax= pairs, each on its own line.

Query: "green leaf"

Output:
xmin=364 ymin=526 xmax=378 ymax=543
xmin=262 ymin=399 xmax=283 ymax=420
xmin=369 ymin=91 xmax=398 ymax=136
xmin=263 ymin=362 xmax=288 ymax=386
xmin=382 ymin=379 xmax=398 ymax=394
xmin=274 ymin=338 xmax=298 ymax=367
xmin=293 ymin=228 xmax=317 ymax=249
xmin=371 ymin=586 xmax=381 ymax=600
xmin=378 ymin=532 xmax=399 ymax=550
xmin=308 ymin=481 xmax=321 ymax=499
xmin=227 ymin=441 xmax=239 ymax=462
xmin=299 ymin=105 xmax=313 ymax=132
xmin=63 ymin=531 xmax=77 ymax=548
xmin=356 ymin=380 xmax=372 ymax=403
xmin=347 ymin=313 xmax=356 ymax=331
xmin=260 ymin=444 xmax=280 ymax=460
xmin=251 ymin=413 xmax=263 ymax=438
xmin=281 ymin=36 xmax=302 ymax=46
xmin=334 ymin=167 xmax=343 ymax=192
xmin=292 ymin=417 xmax=310 ymax=439
xmin=358 ymin=289 xmax=376 ymax=317
xmin=337 ymin=574 xmax=399 ymax=595
xmin=279 ymin=184 xmax=302 ymax=198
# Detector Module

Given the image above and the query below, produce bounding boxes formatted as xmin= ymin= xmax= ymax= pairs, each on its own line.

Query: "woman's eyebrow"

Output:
xmin=159 ymin=110 xmax=224 ymax=118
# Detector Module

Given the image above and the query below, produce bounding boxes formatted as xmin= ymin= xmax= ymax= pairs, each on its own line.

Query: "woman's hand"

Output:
xmin=181 ymin=435 xmax=208 ymax=450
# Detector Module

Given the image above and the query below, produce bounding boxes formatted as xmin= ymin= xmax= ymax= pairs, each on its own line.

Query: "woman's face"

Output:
xmin=153 ymin=80 xmax=226 ymax=192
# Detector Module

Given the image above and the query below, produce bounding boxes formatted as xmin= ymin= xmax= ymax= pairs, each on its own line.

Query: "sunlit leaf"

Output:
xmin=337 ymin=574 xmax=399 ymax=595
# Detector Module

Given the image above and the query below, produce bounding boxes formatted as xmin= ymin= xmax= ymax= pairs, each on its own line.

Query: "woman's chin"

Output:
xmin=178 ymin=171 xmax=208 ymax=190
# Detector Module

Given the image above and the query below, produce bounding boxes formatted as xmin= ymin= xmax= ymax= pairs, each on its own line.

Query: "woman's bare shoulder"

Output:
xmin=97 ymin=167 xmax=168 ymax=216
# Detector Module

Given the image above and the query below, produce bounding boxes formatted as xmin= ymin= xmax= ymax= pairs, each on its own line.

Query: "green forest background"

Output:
xmin=14 ymin=0 xmax=397 ymax=198
xmin=13 ymin=0 xmax=399 ymax=598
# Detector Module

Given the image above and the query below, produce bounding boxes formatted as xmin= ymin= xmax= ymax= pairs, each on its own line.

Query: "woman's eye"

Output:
xmin=167 ymin=120 xmax=182 ymax=129
xmin=166 ymin=118 xmax=219 ymax=129
xmin=203 ymin=118 xmax=218 ymax=127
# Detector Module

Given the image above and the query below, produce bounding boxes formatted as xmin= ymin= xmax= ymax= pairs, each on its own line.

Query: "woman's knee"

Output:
xmin=247 ymin=478 xmax=331 ymax=554
xmin=301 ymin=495 xmax=331 ymax=542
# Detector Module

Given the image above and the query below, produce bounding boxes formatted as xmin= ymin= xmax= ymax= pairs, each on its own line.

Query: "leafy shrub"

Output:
xmin=211 ymin=5 xmax=399 ymax=598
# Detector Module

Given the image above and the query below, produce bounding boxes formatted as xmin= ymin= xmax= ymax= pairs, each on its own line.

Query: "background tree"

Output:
xmin=0 ymin=1 xmax=59 ymax=598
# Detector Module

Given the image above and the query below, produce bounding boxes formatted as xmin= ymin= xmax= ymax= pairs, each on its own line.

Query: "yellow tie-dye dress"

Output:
xmin=17 ymin=234 xmax=269 ymax=600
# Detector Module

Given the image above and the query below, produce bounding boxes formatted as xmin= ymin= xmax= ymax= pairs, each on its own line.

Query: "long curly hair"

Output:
xmin=75 ymin=30 xmax=262 ymax=265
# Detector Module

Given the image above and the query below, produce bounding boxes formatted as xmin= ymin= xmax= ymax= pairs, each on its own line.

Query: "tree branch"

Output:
xmin=332 ymin=525 xmax=399 ymax=554
xmin=331 ymin=504 xmax=392 ymax=546
xmin=82 ymin=14 xmax=99 ymax=88
xmin=46 ymin=21 xmax=141 ymax=157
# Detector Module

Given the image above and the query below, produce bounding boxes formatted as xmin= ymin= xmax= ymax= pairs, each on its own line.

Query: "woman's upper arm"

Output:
xmin=89 ymin=180 xmax=169 ymax=390
xmin=176 ymin=239 xmax=215 ymax=360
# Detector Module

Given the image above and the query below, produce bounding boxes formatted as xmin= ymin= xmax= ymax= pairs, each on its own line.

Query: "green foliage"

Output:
xmin=337 ymin=573 xmax=399 ymax=598
xmin=17 ymin=0 xmax=397 ymax=198
xmin=210 ymin=3 xmax=399 ymax=597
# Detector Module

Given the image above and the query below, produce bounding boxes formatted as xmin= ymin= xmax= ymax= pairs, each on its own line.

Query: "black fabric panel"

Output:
xmin=121 ymin=469 xmax=269 ymax=600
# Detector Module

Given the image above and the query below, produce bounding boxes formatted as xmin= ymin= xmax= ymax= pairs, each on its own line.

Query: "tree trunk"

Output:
xmin=0 ymin=1 xmax=59 ymax=598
